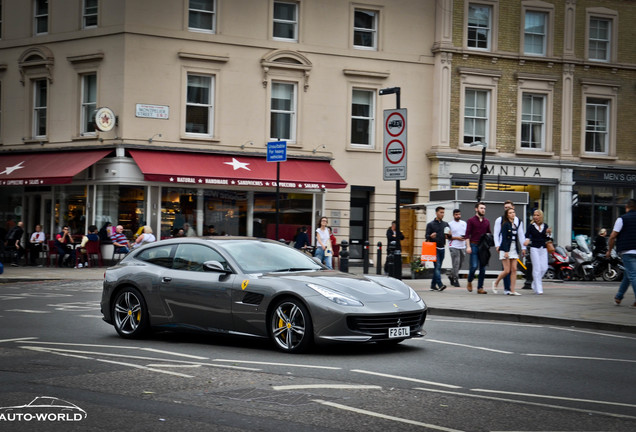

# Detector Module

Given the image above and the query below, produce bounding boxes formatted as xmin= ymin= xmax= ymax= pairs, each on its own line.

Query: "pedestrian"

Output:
xmin=593 ymin=228 xmax=608 ymax=256
xmin=385 ymin=220 xmax=405 ymax=274
xmin=607 ymin=199 xmax=636 ymax=307
xmin=465 ymin=202 xmax=491 ymax=294
xmin=492 ymin=208 xmax=525 ymax=295
xmin=448 ymin=209 xmax=466 ymax=287
xmin=524 ymin=209 xmax=551 ymax=295
xmin=426 ymin=206 xmax=450 ymax=291
xmin=6 ymin=221 xmax=25 ymax=266
xmin=328 ymin=226 xmax=340 ymax=270
xmin=293 ymin=226 xmax=310 ymax=250
xmin=494 ymin=200 xmax=527 ymax=294
xmin=55 ymin=225 xmax=77 ymax=268
xmin=28 ymin=224 xmax=46 ymax=266
xmin=314 ymin=216 xmax=333 ymax=270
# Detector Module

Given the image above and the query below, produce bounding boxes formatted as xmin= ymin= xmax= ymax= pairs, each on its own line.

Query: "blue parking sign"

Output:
xmin=267 ymin=141 xmax=287 ymax=162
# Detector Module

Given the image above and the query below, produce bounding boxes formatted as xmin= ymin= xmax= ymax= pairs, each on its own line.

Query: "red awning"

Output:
xmin=0 ymin=150 xmax=111 ymax=186
xmin=128 ymin=150 xmax=347 ymax=189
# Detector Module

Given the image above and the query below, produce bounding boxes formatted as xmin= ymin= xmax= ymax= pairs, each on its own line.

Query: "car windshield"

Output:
xmin=219 ymin=240 xmax=324 ymax=274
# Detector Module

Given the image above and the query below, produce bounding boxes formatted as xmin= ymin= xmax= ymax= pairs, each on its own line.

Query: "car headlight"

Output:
xmin=307 ymin=283 xmax=364 ymax=307
xmin=408 ymin=286 xmax=422 ymax=303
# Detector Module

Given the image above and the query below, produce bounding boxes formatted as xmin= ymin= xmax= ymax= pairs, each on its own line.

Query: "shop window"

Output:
xmin=161 ymin=187 xmax=198 ymax=238
xmin=95 ymin=185 xmax=145 ymax=239
xmin=204 ymin=190 xmax=246 ymax=237
xmin=54 ymin=186 xmax=86 ymax=236
xmin=273 ymin=1 xmax=298 ymax=41
xmin=253 ymin=192 xmax=313 ymax=243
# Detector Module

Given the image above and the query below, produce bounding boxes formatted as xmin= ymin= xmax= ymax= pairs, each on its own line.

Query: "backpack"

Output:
xmin=5 ymin=227 xmax=19 ymax=242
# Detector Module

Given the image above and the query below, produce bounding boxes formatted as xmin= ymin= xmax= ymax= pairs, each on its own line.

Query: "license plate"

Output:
xmin=388 ymin=326 xmax=410 ymax=338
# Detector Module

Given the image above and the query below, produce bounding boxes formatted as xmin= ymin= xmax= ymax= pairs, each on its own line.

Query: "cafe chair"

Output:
xmin=112 ymin=247 xmax=127 ymax=264
xmin=45 ymin=240 xmax=59 ymax=267
xmin=84 ymin=240 xmax=103 ymax=267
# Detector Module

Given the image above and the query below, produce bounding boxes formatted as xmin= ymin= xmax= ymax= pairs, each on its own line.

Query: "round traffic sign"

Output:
xmin=385 ymin=140 xmax=405 ymax=164
xmin=385 ymin=112 xmax=405 ymax=137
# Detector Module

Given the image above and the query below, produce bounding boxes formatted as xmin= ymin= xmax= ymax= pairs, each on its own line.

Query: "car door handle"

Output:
xmin=162 ymin=277 xmax=172 ymax=282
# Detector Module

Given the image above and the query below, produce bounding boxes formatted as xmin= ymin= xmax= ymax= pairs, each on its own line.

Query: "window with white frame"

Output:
xmin=270 ymin=82 xmax=296 ymax=141
xmin=524 ymin=11 xmax=547 ymax=56
xmin=185 ymin=74 xmax=214 ymax=135
xmin=189 ymin=0 xmax=216 ymax=33
xmin=33 ymin=79 xmax=47 ymax=138
xmin=353 ymin=9 xmax=377 ymax=50
xmin=521 ymin=93 xmax=545 ymax=149
xmin=83 ymin=0 xmax=98 ymax=28
xmin=81 ymin=73 xmax=97 ymax=135
xmin=34 ymin=0 xmax=48 ymax=35
xmin=585 ymin=98 xmax=609 ymax=154
xmin=588 ymin=17 xmax=611 ymax=61
xmin=467 ymin=4 xmax=491 ymax=50
xmin=273 ymin=1 xmax=298 ymax=41
xmin=463 ymin=89 xmax=489 ymax=145
xmin=351 ymin=89 xmax=375 ymax=147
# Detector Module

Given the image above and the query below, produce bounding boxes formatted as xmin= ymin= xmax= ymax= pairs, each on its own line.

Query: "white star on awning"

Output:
xmin=224 ymin=158 xmax=251 ymax=171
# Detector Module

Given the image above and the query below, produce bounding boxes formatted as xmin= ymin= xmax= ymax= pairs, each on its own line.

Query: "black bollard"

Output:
xmin=394 ymin=247 xmax=402 ymax=280
xmin=376 ymin=242 xmax=382 ymax=275
xmin=339 ymin=240 xmax=349 ymax=273
xmin=387 ymin=241 xmax=396 ymax=278
xmin=363 ymin=240 xmax=369 ymax=274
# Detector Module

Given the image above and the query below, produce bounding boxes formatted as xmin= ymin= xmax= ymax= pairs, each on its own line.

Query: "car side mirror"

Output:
xmin=203 ymin=260 xmax=231 ymax=273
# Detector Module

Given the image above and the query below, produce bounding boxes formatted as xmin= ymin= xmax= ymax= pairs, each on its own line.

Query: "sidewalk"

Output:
xmin=1 ymin=265 xmax=635 ymax=334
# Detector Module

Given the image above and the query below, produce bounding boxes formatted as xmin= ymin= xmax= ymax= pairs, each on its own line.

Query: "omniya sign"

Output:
xmin=470 ymin=164 xmax=542 ymax=177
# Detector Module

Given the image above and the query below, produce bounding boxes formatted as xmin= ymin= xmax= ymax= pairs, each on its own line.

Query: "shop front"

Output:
xmin=0 ymin=148 xmax=346 ymax=256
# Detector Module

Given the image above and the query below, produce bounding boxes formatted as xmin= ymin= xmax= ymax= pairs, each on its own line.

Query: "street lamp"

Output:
xmin=379 ymin=86 xmax=402 ymax=279
xmin=469 ymin=141 xmax=487 ymax=203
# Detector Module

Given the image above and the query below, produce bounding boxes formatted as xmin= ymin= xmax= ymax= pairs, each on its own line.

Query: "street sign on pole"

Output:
xmin=383 ymin=109 xmax=407 ymax=181
xmin=267 ymin=141 xmax=287 ymax=162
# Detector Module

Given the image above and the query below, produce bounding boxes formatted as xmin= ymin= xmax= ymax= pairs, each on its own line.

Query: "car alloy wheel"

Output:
xmin=113 ymin=287 xmax=149 ymax=338
xmin=270 ymin=298 xmax=313 ymax=353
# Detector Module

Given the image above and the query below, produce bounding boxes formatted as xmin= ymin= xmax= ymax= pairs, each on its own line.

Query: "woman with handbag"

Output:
xmin=524 ymin=209 xmax=552 ymax=295
xmin=492 ymin=208 xmax=525 ymax=295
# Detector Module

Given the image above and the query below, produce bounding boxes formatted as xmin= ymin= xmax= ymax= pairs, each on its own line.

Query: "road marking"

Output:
xmin=471 ymin=388 xmax=636 ymax=409
xmin=19 ymin=346 xmax=261 ymax=371
xmin=425 ymin=339 xmax=514 ymax=354
xmin=142 ymin=348 xmax=209 ymax=360
xmin=432 ymin=318 xmax=541 ymax=328
xmin=548 ymin=326 xmax=636 ymax=339
xmin=4 ymin=309 xmax=50 ymax=313
xmin=313 ymin=399 xmax=465 ymax=431
xmin=272 ymin=384 xmax=382 ymax=391
xmin=213 ymin=359 xmax=341 ymax=370
xmin=351 ymin=369 xmax=461 ymax=389
xmin=0 ymin=337 xmax=38 ymax=343
xmin=145 ymin=364 xmax=202 ymax=368
xmin=523 ymin=353 xmax=636 ymax=363
xmin=413 ymin=387 xmax=636 ymax=420
xmin=95 ymin=358 xmax=195 ymax=378
xmin=18 ymin=340 xmax=140 ymax=349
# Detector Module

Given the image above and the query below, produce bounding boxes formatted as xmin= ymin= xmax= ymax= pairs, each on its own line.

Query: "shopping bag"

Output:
xmin=420 ymin=242 xmax=437 ymax=262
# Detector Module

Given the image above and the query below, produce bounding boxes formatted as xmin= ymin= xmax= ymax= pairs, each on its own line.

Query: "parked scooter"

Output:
xmin=592 ymin=248 xmax=624 ymax=282
xmin=545 ymin=244 xmax=574 ymax=281
xmin=569 ymin=235 xmax=595 ymax=281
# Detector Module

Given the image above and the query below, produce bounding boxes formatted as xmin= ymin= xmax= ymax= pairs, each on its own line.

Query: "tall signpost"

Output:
xmin=267 ymin=140 xmax=287 ymax=241
xmin=380 ymin=87 xmax=405 ymax=279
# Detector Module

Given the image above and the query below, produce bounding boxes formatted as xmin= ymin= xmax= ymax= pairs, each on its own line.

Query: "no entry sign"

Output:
xmin=383 ymin=109 xmax=407 ymax=180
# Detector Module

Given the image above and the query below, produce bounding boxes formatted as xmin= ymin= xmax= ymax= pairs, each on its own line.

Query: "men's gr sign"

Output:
xmin=383 ymin=109 xmax=407 ymax=180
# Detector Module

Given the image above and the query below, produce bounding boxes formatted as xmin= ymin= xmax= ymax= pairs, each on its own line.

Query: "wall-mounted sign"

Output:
xmin=95 ymin=107 xmax=116 ymax=132
xmin=136 ymin=104 xmax=170 ymax=119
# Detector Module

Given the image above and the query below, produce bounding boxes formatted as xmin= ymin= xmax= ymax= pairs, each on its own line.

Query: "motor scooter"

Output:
xmin=545 ymin=244 xmax=574 ymax=281
xmin=569 ymin=235 xmax=594 ymax=281
xmin=592 ymin=248 xmax=624 ymax=282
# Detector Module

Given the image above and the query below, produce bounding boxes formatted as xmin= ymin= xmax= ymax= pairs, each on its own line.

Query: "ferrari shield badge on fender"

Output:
xmin=241 ymin=280 xmax=249 ymax=290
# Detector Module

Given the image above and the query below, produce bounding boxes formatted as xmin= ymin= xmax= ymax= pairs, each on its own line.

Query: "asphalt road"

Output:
xmin=0 ymin=279 xmax=635 ymax=431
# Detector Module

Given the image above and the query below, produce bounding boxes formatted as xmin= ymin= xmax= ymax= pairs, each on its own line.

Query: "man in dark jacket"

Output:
xmin=6 ymin=221 xmax=24 ymax=266
xmin=426 ymin=207 xmax=450 ymax=291
xmin=608 ymin=199 xmax=636 ymax=306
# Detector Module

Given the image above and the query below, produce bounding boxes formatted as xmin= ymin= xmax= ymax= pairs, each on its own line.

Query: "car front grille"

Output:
xmin=347 ymin=311 xmax=426 ymax=336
